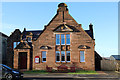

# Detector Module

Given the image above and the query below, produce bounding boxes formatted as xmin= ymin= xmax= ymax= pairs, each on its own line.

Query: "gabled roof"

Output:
xmin=9 ymin=29 xmax=21 ymax=38
xmin=53 ymin=24 xmax=79 ymax=32
xmin=15 ymin=42 xmax=31 ymax=49
xmin=111 ymin=55 xmax=120 ymax=60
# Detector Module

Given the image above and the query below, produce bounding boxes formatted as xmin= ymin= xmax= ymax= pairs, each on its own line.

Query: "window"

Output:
xmin=66 ymin=34 xmax=70 ymax=45
xmin=80 ymin=51 xmax=85 ymax=62
xmin=42 ymin=51 xmax=46 ymax=62
xmin=61 ymin=51 xmax=65 ymax=62
xmin=56 ymin=51 xmax=60 ymax=62
xmin=61 ymin=34 xmax=65 ymax=45
xmin=56 ymin=34 xmax=70 ymax=45
xmin=66 ymin=51 xmax=70 ymax=62
xmin=56 ymin=34 xmax=60 ymax=45
xmin=27 ymin=37 xmax=32 ymax=42
xmin=55 ymin=34 xmax=71 ymax=62
xmin=13 ymin=42 xmax=20 ymax=48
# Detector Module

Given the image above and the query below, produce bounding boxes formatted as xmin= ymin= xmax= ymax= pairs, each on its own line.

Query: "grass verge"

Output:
xmin=68 ymin=70 xmax=98 ymax=74
xmin=23 ymin=70 xmax=98 ymax=74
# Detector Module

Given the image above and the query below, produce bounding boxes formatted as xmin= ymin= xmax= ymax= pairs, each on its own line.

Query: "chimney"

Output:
xmin=24 ymin=28 xmax=26 ymax=32
xmin=89 ymin=23 xmax=94 ymax=39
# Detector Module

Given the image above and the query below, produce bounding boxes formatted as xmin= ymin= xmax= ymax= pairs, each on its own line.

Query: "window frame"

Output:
xmin=55 ymin=33 xmax=71 ymax=63
xmin=66 ymin=34 xmax=70 ymax=45
xmin=27 ymin=37 xmax=32 ymax=42
xmin=42 ymin=51 xmax=46 ymax=62
xmin=66 ymin=51 xmax=70 ymax=62
xmin=61 ymin=34 xmax=65 ymax=45
xmin=56 ymin=34 xmax=60 ymax=45
xmin=61 ymin=51 xmax=65 ymax=62
xmin=56 ymin=51 xmax=60 ymax=62
xmin=80 ymin=50 xmax=85 ymax=62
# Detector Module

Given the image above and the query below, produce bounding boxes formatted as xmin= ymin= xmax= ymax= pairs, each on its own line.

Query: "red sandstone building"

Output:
xmin=7 ymin=3 xmax=96 ymax=70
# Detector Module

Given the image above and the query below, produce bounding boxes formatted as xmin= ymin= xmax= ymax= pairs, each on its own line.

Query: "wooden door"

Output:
xmin=19 ymin=52 xmax=27 ymax=69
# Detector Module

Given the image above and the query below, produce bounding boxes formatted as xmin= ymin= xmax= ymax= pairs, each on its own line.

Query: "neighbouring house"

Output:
xmin=7 ymin=3 xmax=96 ymax=70
xmin=110 ymin=55 xmax=120 ymax=60
xmin=6 ymin=29 xmax=21 ymax=68
xmin=0 ymin=32 xmax=8 ymax=64
xmin=101 ymin=55 xmax=120 ymax=71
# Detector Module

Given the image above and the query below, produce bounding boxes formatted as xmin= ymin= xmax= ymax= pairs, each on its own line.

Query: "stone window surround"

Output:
xmin=55 ymin=33 xmax=71 ymax=63
xmin=39 ymin=50 xmax=48 ymax=63
xmin=79 ymin=49 xmax=86 ymax=63
xmin=55 ymin=51 xmax=71 ymax=63
xmin=42 ymin=51 xmax=47 ymax=62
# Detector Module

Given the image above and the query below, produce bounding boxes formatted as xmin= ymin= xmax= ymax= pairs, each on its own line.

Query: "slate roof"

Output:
xmin=111 ymin=55 xmax=120 ymax=60
xmin=22 ymin=30 xmax=43 ymax=40
xmin=21 ymin=26 xmax=93 ymax=41
xmin=85 ymin=30 xmax=93 ymax=39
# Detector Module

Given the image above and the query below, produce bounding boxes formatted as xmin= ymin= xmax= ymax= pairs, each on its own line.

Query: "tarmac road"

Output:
xmin=22 ymin=77 xmax=120 ymax=80
xmin=22 ymin=71 xmax=120 ymax=80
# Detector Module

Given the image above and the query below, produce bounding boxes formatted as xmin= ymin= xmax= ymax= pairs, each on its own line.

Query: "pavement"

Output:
xmin=23 ymin=71 xmax=120 ymax=80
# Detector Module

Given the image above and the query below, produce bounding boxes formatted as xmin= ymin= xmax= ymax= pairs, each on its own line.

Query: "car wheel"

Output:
xmin=5 ymin=73 xmax=13 ymax=80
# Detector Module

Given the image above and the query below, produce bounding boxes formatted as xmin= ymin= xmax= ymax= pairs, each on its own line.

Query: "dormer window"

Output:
xmin=27 ymin=37 xmax=32 ymax=42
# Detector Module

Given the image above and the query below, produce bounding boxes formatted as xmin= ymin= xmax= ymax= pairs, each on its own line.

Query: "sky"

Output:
xmin=1 ymin=2 xmax=118 ymax=57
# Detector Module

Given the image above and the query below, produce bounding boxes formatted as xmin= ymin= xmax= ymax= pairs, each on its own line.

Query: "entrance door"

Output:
xmin=19 ymin=52 xmax=27 ymax=69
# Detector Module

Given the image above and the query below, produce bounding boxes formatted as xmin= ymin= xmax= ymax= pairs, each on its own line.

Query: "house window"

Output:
xmin=66 ymin=34 xmax=70 ymax=45
xmin=80 ymin=51 xmax=85 ymax=62
xmin=27 ymin=37 xmax=32 ymax=42
xmin=55 ymin=34 xmax=71 ymax=62
xmin=61 ymin=51 xmax=65 ymax=62
xmin=13 ymin=42 xmax=20 ymax=48
xmin=61 ymin=34 xmax=65 ymax=45
xmin=56 ymin=34 xmax=70 ymax=45
xmin=66 ymin=51 xmax=70 ymax=62
xmin=56 ymin=51 xmax=60 ymax=62
xmin=56 ymin=34 xmax=60 ymax=45
xmin=42 ymin=51 xmax=46 ymax=62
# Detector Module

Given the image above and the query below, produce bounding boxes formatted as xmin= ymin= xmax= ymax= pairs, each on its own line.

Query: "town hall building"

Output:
xmin=7 ymin=3 xmax=95 ymax=70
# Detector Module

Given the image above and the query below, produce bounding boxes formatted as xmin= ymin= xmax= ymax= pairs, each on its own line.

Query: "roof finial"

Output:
xmin=57 ymin=3 xmax=68 ymax=12
xmin=58 ymin=3 xmax=67 ymax=7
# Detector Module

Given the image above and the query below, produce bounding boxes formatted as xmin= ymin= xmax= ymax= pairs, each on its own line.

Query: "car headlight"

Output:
xmin=12 ymin=71 xmax=19 ymax=74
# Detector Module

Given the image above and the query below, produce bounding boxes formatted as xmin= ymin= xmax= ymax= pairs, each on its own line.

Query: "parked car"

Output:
xmin=0 ymin=64 xmax=23 ymax=80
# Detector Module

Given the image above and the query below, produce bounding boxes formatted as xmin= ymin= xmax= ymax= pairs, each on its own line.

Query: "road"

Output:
xmin=22 ymin=77 xmax=120 ymax=80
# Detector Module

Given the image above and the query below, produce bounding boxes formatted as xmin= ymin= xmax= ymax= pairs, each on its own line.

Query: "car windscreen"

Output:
xmin=2 ymin=65 xmax=12 ymax=70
